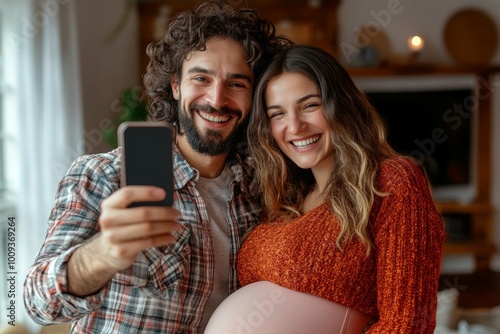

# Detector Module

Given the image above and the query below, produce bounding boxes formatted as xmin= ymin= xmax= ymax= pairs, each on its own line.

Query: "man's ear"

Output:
xmin=171 ymin=76 xmax=180 ymax=100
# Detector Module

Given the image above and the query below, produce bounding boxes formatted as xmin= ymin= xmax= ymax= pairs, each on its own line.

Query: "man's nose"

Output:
xmin=206 ymin=82 xmax=228 ymax=110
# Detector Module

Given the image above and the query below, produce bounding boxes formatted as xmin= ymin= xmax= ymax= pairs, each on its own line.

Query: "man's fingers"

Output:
xmin=93 ymin=231 xmax=178 ymax=271
xmin=101 ymin=186 xmax=167 ymax=209
xmin=107 ymin=233 xmax=178 ymax=261
xmin=103 ymin=220 xmax=182 ymax=243
xmin=96 ymin=186 xmax=181 ymax=269
xmin=100 ymin=206 xmax=180 ymax=228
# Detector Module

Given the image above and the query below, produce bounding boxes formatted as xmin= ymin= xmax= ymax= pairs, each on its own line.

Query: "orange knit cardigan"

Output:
xmin=237 ymin=157 xmax=446 ymax=333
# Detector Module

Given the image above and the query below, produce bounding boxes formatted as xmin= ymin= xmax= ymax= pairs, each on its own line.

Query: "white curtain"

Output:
xmin=2 ymin=0 xmax=83 ymax=331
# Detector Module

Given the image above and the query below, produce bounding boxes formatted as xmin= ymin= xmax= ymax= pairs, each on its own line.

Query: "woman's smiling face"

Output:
xmin=265 ymin=72 xmax=334 ymax=171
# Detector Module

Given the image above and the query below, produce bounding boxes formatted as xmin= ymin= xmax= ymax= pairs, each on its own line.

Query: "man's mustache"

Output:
xmin=190 ymin=104 xmax=242 ymax=118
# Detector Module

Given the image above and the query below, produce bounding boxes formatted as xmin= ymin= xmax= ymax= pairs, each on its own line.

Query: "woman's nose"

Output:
xmin=288 ymin=114 xmax=306 ymax=134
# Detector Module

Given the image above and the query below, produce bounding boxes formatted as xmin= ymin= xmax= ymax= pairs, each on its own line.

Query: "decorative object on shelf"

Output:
xmin=352 ymin=24 xmax=391 ymax=67
xmin=352 ymin=46 xmax=379 ymax=67
xmin=443 ymin=8 xmax=498 ymax=66
xmin=408 ymin=35 xmax=424 ymax=54
xmin=407 ymin=35 xmax=424 ymax=64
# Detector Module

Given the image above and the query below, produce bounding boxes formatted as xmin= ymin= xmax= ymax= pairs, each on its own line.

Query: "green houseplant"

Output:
xmin=103 ymin=87 xmax=148 ymax=149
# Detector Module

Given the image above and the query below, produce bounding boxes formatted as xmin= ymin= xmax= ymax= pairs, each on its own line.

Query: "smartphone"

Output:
xmin=118 ymin=121 xmax=174 ymax=207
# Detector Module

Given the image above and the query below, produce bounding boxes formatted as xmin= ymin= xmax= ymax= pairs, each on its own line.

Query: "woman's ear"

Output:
xmin=171 ymin=76 xmax=179 ymax=100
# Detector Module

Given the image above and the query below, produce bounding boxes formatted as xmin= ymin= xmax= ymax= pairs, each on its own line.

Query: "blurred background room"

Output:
xmin=0 ymin=0 xmax=499 ymax=333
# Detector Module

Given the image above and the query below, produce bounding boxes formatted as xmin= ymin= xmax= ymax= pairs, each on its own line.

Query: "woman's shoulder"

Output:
xmin=376 ymin=156 xmax=429 ymax=193
xmin=379 ymin=156 xmax=421 ymax=173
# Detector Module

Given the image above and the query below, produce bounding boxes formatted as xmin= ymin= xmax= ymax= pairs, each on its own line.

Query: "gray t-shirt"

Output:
xmin=195 ymin=164 xmax=233 ymax=333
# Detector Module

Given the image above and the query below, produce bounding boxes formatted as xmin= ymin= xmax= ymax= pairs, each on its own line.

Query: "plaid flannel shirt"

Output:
xmin=23 ymin=145 xmax=261 ymax=333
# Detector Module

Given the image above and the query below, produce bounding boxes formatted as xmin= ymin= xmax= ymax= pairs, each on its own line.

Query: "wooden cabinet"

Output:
xmin=349 ymin=65 xmax=499 ymax=272
xmin=137 ymin=0 xmax=341 ymax=74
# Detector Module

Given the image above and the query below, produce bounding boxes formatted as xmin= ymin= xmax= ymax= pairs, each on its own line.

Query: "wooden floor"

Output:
xmin=439 ymin=270 xmax=500 ymax=309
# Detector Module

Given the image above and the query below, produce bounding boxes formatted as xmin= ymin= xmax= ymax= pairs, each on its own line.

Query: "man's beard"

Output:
xmin=178 ymin=98 xmax=243 ymax=156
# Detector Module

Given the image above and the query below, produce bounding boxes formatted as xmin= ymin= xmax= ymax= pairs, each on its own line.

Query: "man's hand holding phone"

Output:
xmin=96 ymin=186 xmax=181 ymax=272
xmin=97 ymin=121 xmax=179 ymax=270
xmin=66 ymin=122 xmax=180 ymax=296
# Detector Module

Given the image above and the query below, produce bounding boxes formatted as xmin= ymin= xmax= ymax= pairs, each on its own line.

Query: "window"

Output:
xmin=0 ymin=1 xmax=17 ymax=210
xmin=0 ymin=5 xmax=14 ymax=328
xmin=0 ymin=8 xmax=5 ymax=201
xmin=0 ymin=9 xmax=6 ymax=326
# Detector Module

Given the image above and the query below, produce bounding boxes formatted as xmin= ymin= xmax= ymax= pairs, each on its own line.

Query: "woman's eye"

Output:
xmin=268 ymin=111 xmax=284 ymax=119
xmin=304 ymin=103 xmax=320 ymax=109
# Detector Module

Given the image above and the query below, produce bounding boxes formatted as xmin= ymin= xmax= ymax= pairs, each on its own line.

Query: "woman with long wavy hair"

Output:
xmin=206 ymin=45 xmax=445 ymax=333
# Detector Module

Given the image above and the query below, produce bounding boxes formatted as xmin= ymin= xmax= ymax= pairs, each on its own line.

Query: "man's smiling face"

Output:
xmin=172 ymin=38 xmax=253 ymax=155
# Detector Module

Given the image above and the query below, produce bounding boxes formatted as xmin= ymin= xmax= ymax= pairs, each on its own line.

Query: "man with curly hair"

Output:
xmin=23 ymin=1 xmax=291 ymax=333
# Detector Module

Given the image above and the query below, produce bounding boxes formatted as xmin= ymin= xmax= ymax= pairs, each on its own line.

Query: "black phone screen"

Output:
xmin=120 ymin=122 xmax=174 ymax=207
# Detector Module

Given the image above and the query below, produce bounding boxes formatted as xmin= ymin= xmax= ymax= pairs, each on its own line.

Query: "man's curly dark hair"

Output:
xmin=143 ymin=0 xmax=292 ymax=133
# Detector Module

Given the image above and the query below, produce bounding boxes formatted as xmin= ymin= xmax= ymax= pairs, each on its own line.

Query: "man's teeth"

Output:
xmin=200 ymin=112 xmax=230 ymax=123
xmin=292 ymin=136 xmax=319 ymax=148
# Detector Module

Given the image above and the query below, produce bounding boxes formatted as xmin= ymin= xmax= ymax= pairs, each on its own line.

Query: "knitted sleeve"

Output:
xmin=367 ymin=158 xmax=445 ymax=333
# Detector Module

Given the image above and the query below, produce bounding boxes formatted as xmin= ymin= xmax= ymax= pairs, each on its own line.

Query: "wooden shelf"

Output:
xmin=443 ymin=241 xmax=496 ymax=256
xmin=436 ymin=202 xmax=493 ymax=215
xmin=350 ymin=66 xmax=500 ymax=272
xmin=347 ymin=65 xmax=500 ymax=77
xmin=439 ymin=271 xmax=500 ymax=309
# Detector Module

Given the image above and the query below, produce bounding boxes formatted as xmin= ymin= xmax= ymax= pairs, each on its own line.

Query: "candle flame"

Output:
xmin=408 ymin=36 xmax=424 ymax=52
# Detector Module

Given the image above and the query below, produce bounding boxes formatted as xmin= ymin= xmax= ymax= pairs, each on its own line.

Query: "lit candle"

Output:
xmin=408 ymin=35 xmax=424 ymax=53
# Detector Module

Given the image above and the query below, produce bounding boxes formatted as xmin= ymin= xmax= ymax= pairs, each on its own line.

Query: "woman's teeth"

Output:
xmin=292 ymin=136 xmax=319 ymax=148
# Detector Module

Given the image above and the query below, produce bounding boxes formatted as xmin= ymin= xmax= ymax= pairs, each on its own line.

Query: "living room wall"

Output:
xmin=75 ymin=0 xmax=140 ymax=155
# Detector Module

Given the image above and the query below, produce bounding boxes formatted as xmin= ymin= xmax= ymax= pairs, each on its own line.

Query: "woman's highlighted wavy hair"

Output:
xmin=248 ymin=45 xmax=398 ymax=253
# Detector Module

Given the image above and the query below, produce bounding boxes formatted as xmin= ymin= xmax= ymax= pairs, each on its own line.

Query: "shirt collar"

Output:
xmin=172 ymin=143 xmax=248 ymax=191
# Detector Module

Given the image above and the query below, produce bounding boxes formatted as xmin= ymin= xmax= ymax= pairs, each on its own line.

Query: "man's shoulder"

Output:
xmin=235 ymin=155 xmax=261 ymax=197
xmin=227 ymin=153 xmax=255 ymax=177
xmin=69 ymin=147 xmax=121 ymax=178
xmin=240 ymin=155 xmax=256 ymax=175
xmin=53 ymin=148 xmax=121 ymax=210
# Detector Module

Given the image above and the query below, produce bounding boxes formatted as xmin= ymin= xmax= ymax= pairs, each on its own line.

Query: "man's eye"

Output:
xmin=194 ymin=77 xmax=208 ymax=82
xmin=229 ymin=82 xmax=246 ymax=89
